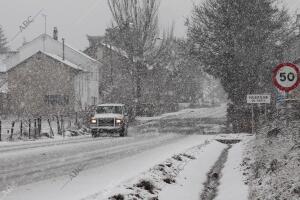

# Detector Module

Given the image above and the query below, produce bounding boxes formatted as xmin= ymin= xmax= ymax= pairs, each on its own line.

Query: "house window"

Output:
xmin=44 ymin=95 xmax=69 ymax=106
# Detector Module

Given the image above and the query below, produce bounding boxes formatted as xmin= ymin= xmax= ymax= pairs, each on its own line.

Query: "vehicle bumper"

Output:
xmin=91 ymin=126 xmax=124 ymax=133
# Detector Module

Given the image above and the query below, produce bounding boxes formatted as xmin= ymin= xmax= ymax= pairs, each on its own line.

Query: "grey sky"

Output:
xmin=0 ymin=0 xmax=300 ymax=51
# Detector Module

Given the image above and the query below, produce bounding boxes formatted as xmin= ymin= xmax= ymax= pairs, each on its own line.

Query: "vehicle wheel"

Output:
xmin=119 ymin=127 xmax=127 ymax=137
xmin=92 ymin=130 xmax=98 ymax=138
xmin=124 ymin=126 xmax=128 ymax=136
xmin=119 ymin=131 xmax=125 ymax=137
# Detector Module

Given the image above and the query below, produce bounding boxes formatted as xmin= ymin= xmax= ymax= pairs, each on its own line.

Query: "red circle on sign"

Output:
xmin=272 ymin=63 xmax=300 ymax=92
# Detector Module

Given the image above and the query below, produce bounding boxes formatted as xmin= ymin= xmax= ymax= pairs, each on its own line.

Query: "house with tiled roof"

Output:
xmin=1 ymin=29 xmax=102 ymax=116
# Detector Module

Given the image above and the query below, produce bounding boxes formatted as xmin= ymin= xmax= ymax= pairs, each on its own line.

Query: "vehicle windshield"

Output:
xmin=96 ymin=106 xmax=123 ymax=114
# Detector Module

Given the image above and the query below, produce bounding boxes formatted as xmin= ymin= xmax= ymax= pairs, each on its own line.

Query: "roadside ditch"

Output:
xmin=200 ymin=139 xmax=241 ymax=200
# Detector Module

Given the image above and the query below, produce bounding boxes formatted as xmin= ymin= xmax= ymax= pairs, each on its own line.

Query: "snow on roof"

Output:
xmin=100 ymin=42 xmax=154 ymax=70
xmin=4 ymin=34 xmax=101 ymax=73
xmin=64 ymin=40 xmax=99 ymax=63
xmin=7 ymin=51 xmax=85 ymax=72
xmin=100 ymin=42 xmax=129 ymax=59
xmin=42 ymin=51 xmax=85 ymax=71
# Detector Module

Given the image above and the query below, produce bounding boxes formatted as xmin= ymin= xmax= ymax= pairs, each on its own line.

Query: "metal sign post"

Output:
xmin=272 ymin=63 xmax=300 ymax=125
xmin=264 ymin=103 xmax=267 ymax=120
xmin=272 ymin=63 xmax=300 ymax=92
xmin=251 ymin=104 xmax=254 ymax=134
xmin=247 ymin=94 xmax=271 ymax=134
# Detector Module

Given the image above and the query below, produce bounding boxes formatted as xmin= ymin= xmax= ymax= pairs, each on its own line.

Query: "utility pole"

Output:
xmin=42 ymin=14 xmax=47 ymax=34
xmin=42 ymin=14 xmax=47 ymax=51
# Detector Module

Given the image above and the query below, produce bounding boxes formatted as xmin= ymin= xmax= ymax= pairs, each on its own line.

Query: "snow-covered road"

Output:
xmin=0 ymin=134 xmax=185 ymax=191
xmin=0 ymin=104 xmax=253 ymax=200
xmin=1 ymin=134 xmax=219 ymax=200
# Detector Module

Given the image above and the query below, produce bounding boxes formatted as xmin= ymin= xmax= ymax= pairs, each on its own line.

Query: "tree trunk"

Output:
xmin=135 ymin=61 xmax=142 ymax=116
xmin=10 ymin=121 xmax=15 ymax=140
xmin=56 ymin=115 xmax=61 ymax=135
xmin=48 ymin=119 xmax=54 ymax=138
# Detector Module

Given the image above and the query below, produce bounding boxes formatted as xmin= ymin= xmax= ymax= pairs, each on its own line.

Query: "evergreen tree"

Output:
xmin=0 ymin=25 xmax=9 ymax=53
xmin=188 ymin=0 xmax=289 ymax=105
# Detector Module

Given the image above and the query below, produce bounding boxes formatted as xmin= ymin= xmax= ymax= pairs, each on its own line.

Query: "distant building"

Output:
xmin=84 ymin=34 xmax=135 ymax=105
xmin=1 ymin=30 xmax=102 ymax=116
xmin=84 ymin=35 xmax=106 ymax=60
xmin=84 ymin=35 xmax=182 ymax=115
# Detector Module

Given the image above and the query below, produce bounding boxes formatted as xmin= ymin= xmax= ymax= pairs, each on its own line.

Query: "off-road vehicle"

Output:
xmin=90 ymin=104 xmax=128 ymax=137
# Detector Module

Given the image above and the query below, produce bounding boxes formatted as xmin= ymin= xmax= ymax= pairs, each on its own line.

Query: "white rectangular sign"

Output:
xmin=247 ymin=94 xmax=271 ymax=104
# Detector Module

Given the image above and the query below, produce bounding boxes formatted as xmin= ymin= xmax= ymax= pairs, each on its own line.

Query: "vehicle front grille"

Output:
xmin=98 ymin=118 xmax=114 ymax=127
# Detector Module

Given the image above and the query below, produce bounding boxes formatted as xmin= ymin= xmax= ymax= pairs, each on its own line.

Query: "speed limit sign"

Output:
xmin=272 ymin=63 xmax=300 ymax=92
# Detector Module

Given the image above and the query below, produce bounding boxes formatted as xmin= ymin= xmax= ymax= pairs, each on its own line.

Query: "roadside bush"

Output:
xmin=172 ymin=155 xmax=183 ymax=161
xmin=136 ymin=180 xmax=156 ymax=194
xmin=109 ymin=194 xmax=124 ymax=200
xmin=181 ymin=153 xmax=196 ymax=160
xmin=163 ymin=177 xmax=176 ymax=184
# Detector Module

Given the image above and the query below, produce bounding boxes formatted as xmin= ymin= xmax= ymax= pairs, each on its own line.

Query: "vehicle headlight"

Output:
xmin=91 ymin=118 xmax=97 ymax=124
xmin=116 ymin=119 xmax=122 ymax=124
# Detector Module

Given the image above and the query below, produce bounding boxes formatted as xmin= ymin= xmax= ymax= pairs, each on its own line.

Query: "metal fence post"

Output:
xmin=75 ymin=112 xmax=78 ymax=126
xmin=61 ymin=115 xmax=64 ymax=138
xmin=20 ymin=120 xmax=23 ymax=137
xmin=34 ymin=119 xmax=37 ymax=138
xmin=29 ymin=119 xmax=31 ymax=139
xmin=38 ymin=117 xmax=42 ymax=137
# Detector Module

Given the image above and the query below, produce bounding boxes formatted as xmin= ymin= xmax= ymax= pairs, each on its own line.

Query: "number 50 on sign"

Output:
xmin=272 ymin=63 xmax=300 ymax=92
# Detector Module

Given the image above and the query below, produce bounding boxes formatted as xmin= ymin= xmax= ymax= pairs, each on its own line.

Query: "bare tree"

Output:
xmin=107 ymin=0 xmax=173 ymax=116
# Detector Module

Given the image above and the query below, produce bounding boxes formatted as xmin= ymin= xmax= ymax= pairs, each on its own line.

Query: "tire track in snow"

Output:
xmin=0 ymin=136 xmax=115 ymax=153
xmin=0 ymin=134 xmax=184 ymax=191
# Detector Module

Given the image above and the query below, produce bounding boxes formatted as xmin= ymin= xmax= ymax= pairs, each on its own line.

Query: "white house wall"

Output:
xmin=74 ymin=73 xmax=88 ymax=111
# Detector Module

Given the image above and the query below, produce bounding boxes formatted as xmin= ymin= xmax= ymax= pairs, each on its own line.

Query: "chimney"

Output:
xmin=53 ymin=27 xmax=58 ymax=40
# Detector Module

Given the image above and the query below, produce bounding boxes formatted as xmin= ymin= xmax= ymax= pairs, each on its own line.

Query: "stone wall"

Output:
xmin=7 ymin=52 xmax=78 ymax=117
